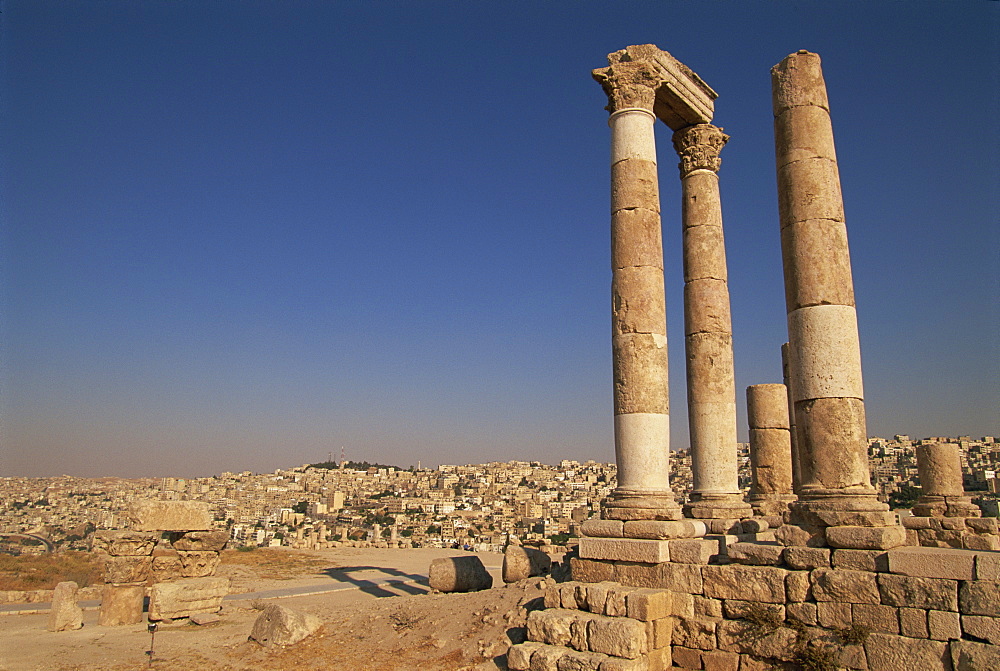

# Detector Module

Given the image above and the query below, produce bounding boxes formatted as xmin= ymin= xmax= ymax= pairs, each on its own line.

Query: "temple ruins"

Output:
xmin=507 ymin=45 xmax=999 ymax=671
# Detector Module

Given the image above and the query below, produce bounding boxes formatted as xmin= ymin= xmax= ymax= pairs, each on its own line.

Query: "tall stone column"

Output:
xmin=781 ymin=342 xmax=803 ymax=494
xmin=746 ymin=384 xmax=796 ymax=518
xmin=673 ymin=124 xmax=751 ymax=521
xmin=772 ymin=50 xmax=903 ymax=549
xmin=593 ymin=60 xmax=680 ymax=521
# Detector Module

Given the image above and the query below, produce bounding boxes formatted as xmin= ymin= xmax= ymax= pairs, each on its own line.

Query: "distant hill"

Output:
xmin=309 ymin=460 xmax=404 ymax=471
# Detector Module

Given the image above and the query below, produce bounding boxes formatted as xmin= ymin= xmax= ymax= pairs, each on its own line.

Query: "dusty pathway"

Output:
xmin=0 ymin=547 xmax=548 ymax=671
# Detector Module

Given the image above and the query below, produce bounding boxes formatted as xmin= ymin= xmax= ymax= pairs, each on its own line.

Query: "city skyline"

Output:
xmin=3 ymin=2 xmax=998 ymax=478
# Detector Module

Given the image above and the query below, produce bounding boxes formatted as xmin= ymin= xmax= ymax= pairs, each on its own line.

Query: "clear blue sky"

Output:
xmin=2 ymin=1 xmax=997 ymax=478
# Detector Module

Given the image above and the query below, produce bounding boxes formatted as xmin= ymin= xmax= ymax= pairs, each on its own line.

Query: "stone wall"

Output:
xmin=507 ymin=546 xmax=999 ymax=670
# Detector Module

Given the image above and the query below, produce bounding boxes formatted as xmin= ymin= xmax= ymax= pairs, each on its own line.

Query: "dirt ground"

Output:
xmin=0 ymin=547 xmax=554 ymax=671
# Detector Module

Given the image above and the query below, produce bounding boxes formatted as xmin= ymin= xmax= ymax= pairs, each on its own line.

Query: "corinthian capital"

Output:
xmin=672 ymin=124 xmax=729 ymax=177
xmin=592 ymin=61 xmax=663 ymax=113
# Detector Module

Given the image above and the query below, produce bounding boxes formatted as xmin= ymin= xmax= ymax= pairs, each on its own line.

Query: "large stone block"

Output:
xmin=623 ymin=520 xmax=706 ymax=540
xmin=726 ymin=542 xmax=784 ymax=566
xmin=826 ymin=525 xmax=908 ymax=551
xmin=147 ymin=576 xmax=229 ymax=621
xmin=668 ymin=539 xmax=718 ymax=564
xmin=810 ymin=568 xmax=880 ymax=604
xmin=168 ymin=530 xmax=229 ymax=552
xmin=852 ymin=603 xmax=900 ymax=634
xmin=129 ymin=501 xmax=213 ymax=532
xmin=928 ymin=610 xmax=961 ymax=641
xmin=103 ymin=555 xmax=151 ymax=584
xmin=570 ymin=558 xmax=616 ymax=584
xmin=527 ymin=609 xmax=575 ymax=647
xmin=249 ymin=604 xmax=321 ymax=647
xmin=47 ymin=581 xmax=83 ymax=632
xmin=656 ymin=561 xmax=704 ymax=594
xmin=672 ymin=617 xmax=717 ymax=652
xmin=702 ymin=565 xmax=786 ymax=603
xmin=899 ymin=607 xmax=929 ymax=639
xmin=832 ymin=548 xmax=889 ymax=572
xmin=950 ymin=639 xmax=1000 ymax=671
xmin=864 ymin=633 xmax=951 ymax=671
xmin=715 ymin=620 xmax=798 ymax=660
xmin=428 ymin=555 xmax=492 ymax=592
xmin=177 ymin=550 xmax=221 ymax=577
xmin=959 ymin=581 xmax=1000 ymax=617
xmin=580 ymin=520 xmax=624 ymax=538
xmin=960 ymin=616 xmax=1000 ymax=645
xmin=507 ymin=642 xmax=545 ymax=671
xmin=878 ymin=574 xmax=958 ymax=611
xmin=91 ymin=530 xmax=159 ymax=556
xmin=555 ymin=648 xmax=608 ymax=671
xmin=887 ymin=546 xmax=976 ymax=580
xmin=587 ymin=615 xmax=648 ymax=658
xmin=625 ymin=588 xmax=672 ymax=622
xmin=99 ymin=583 xmax=145 ymax=626
xmin=975 ymin=553 xmax=1000 ymax=581
xmin=783 ymin=546 xmax=830 ymax=570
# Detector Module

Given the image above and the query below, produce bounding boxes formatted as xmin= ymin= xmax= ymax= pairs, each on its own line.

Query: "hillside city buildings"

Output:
xmin=1 ymin=436 xmax=997 ymax=556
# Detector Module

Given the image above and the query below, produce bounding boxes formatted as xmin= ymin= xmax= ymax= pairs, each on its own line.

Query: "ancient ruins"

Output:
xmin=507 ymin=45 xmax=999 ymax=671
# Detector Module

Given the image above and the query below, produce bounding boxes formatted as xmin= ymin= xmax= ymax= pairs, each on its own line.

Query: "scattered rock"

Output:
xmin=249 ymin=604 xmax=322 ymax=647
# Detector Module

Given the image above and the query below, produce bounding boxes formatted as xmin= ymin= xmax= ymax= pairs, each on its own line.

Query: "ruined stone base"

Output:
xmin=904 ymin=516 xmax=1000 ymax=551
xmin=509 ymin=545 xmax=1000 ymax=670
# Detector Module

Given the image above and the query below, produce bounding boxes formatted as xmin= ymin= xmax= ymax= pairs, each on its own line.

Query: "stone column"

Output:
xmin=912 ymin=442 xmax=980 ymax=518
xmin=673 ymin=124 xmax=751 ymax=521
xmin=772 ymin=50 xmax=903 ymax=549
xmin=746 ymin=384 xmax=796 ymax=517
xmin=781 ymin=343 xmax=803 ymax=494
xmin=593 ymin=60 xmax=680 ymax=521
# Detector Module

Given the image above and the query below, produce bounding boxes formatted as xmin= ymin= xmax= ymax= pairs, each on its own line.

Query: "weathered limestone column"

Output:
xmin=781 ymin=342 xmax=803 ymax=494
xmin=746 ymin=384 xmax=796 ymax=517
xmin=772 ymin=50 xmax=904 ymax=549
xmin=593 ymin=58 xmax=680 ymax=521
xmin=912 ymin=442 xmax=980 ymax=518
xmin=673 ymin=124 xmax=751 ymax=521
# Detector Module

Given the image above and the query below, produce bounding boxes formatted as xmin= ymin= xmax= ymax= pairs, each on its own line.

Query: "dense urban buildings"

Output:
xmin=2 ymin=436 xmax=996 ymax=555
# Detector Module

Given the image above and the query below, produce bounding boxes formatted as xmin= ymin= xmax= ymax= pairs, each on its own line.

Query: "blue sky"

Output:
xmin=2 ymin=1 xmax=997 ymax=478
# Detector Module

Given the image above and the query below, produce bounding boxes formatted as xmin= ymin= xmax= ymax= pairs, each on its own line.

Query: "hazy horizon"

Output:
xmin=3 ymin=2 xmax=997 ymax=479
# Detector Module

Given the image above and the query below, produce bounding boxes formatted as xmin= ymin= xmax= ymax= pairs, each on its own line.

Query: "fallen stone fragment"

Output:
xmin=428 ymin=556 xmax=493 ymax=592
xmin=249 ymin=604 xmax=322 ymax=647
xmin=47 ymin=581 xmax=83 ymax=632
xmin=502 ymin=546 xmax=552 ymax=583
xmin=190 ymin=612 xmax=221 ymax=626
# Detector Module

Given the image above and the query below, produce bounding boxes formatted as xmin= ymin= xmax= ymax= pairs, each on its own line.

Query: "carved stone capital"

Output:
xmin=593 ymin=61 xmax=663 ymax=113
xmin=672 ymin=124 xmax=729 ymax=177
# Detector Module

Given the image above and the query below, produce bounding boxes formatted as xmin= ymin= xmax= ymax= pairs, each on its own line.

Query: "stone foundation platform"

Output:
xmin=904 ymin=516 xmax=1000 ymax=551
xmin=508 ymin=545 xmax=999 ymax=670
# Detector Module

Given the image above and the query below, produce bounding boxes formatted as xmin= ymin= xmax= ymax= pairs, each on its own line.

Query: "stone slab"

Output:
xmin=578 ymin=537 xmax=670 ymax=563
xmin=129 ymin=501 xmax=213 ymax=532
xmin=887 ymin=546 xmax=976 ymax=580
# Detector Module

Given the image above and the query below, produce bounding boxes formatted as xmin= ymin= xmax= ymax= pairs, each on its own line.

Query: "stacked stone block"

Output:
xmin=508 ymin=581 xmax=675 ymax=670
xmin=555 ymin=546 xmax=998 ymax=669
xmin=91 ymin=530 xmax=157 ymax=626
xmin=93 ymin=501 xmax=230 ymax=624
xmin=548 ymin=541 xmax=1000 ymax=671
